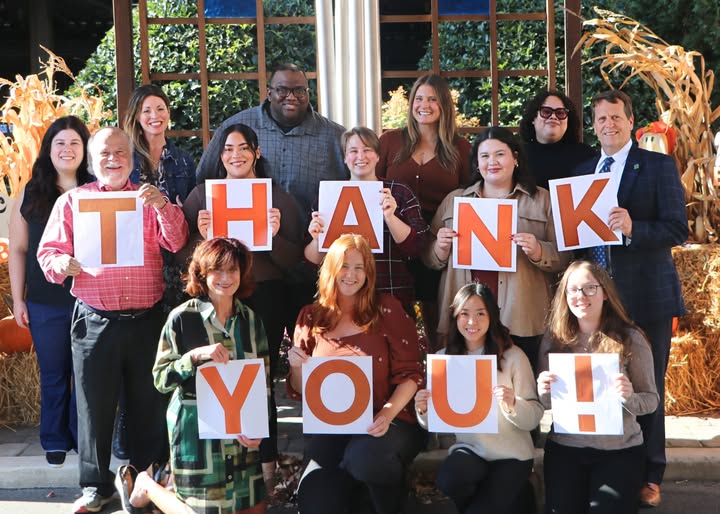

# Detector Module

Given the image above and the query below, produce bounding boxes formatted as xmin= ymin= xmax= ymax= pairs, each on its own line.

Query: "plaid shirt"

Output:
xmin=374 ymin=180 xmax=431 ymax=307
xmin=196 ymin=101 xmax=348 ymax=215
xmin=37 ymin=180 xmax=188 ymax=311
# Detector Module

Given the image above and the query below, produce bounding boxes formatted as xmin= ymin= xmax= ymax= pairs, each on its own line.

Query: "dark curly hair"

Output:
xmin=518 ymin=89 xmax=583 ymax=144
xmin=470 ymin=126 xmax=536 ymax=196
xmin=20 ymin=116 xmax=92 ymax=222
xmin=184 ymin=238 xmax=255 ymax=300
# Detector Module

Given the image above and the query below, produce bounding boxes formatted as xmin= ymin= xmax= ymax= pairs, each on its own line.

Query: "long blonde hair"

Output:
xmin=547 ymin=260 xmax=637 ymax=358
xmin=312 ymin=234 xmax=379 ymax=333
xmin=395 ymin=74 xmax=461 ymax=173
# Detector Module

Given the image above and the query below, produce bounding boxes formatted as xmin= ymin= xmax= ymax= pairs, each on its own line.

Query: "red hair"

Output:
xmin=312 ymin=234 xmax=379 ymax=333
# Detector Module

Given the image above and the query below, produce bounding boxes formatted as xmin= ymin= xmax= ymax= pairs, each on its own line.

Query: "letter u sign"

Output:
xmin=427 ymin=354 xmax=499 ymax=433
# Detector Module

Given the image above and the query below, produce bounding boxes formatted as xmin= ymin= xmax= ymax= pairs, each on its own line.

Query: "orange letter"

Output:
xmin=210 ymin=182 xmax=268 ymax=245
xmin=78 ymin=197 xmax=138 ymax=264
xmin=199 ymin=363 xmax=261 ymax=434
xmin=305 ymin=360 xmax=371 ymax=425
xmin=574 ymin=355 xmax=596 ymax=433
xmin=321 ymin=186 xmax=380 ymax=250
xmin=456 ymin=202 xmax=513 ymax=267
xmin=431 ymin=358 xmax=494 ymax=428
xmin=556 ymin=179 xmax=617 ymax=247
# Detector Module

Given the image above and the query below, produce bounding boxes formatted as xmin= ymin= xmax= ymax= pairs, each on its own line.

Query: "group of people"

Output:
xmin=7 ymin=61 xmax=687 ymax=514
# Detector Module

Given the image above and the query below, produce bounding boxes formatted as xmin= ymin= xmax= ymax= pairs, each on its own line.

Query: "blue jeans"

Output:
xmin=26 ymin=301 xmax=77 ymax=452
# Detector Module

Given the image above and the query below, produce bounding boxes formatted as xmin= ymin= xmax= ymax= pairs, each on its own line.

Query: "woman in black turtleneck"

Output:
xmin=519 ymin=90 xmax=597 ymax=190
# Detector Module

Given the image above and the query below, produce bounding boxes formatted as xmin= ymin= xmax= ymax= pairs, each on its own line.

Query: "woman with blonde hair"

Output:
xmin=537 ymin=260 xmax=659 ymax=514
xmin=377 ymin=74 xmax=472 ymax=349
xmin=287 ymin=234 xmax=424 ymax=514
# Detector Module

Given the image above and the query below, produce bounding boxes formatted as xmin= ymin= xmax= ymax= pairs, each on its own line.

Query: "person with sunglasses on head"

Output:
xmin=518 ymin=90 xmax=596 ymax=190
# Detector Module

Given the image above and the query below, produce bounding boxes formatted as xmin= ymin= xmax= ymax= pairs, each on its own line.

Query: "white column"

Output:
xmin=315 ymin=0 xmax=382 ymax=131
xmin=315 ymin=0 xmax=336 ymax=120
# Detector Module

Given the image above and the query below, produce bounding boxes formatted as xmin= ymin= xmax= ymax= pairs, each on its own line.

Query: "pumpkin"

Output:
xmin=0 ymin=315 xmax=34 ymax=353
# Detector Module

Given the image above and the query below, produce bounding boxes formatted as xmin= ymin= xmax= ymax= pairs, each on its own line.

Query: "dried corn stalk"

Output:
xmin=0 ymin=46 xmax=111 ymax=198
xmin=576 ymin=8 xmax=720 ymax=243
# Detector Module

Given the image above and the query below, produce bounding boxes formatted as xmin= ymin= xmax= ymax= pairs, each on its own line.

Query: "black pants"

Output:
xmin=436 ymin=448 xmax=534 ymax=514
xmin=511 ymin=334 xmax=542 ymax=377
xmin=543 ymin=440 xmax=644 ymax=514
xmin=244 ymin=279 xmax=287 ymax=463
xmin=298 ymin=420 xmax=426 ymax=514
xmin=71 ymin=301 xmax=169 ymax=496
xmin=636 ymin=317 xmax=672 ymax=485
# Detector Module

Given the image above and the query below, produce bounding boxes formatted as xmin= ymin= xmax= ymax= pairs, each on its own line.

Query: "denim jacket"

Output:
xmin=130 ymin=139 xmax=196 ymax=204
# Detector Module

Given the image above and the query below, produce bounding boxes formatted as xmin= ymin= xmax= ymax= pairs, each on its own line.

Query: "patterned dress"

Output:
xmin=154 ymin=297 xmax=271 ymax=513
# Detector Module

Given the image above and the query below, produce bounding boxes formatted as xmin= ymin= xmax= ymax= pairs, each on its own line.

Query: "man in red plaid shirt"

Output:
xmin=38 ymin=127 xmax=188 ymax=513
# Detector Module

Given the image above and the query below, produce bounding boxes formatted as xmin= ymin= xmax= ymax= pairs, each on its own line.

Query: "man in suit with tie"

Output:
xmin=575 ymin=90 xmax=688 ymax=508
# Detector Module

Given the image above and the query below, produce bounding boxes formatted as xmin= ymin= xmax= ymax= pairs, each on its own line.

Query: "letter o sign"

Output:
xmin=305 ymin=360 xmax=371 ymax=425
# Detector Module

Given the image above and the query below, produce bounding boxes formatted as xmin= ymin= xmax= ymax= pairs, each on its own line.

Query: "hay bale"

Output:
xmin=0 ymin=351 xmax=40 ymax=425
xmin=666 ymin=328 xmax=720 ymax=415
xmin=0 ymin=262 xmax=11 ymax=317
xmin=672 ymin=244 xmax=720 ymax=330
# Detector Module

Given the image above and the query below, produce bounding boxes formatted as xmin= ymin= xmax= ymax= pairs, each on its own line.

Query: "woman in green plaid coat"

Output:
xmin=153 ymin=237 xmax=271 ymax=514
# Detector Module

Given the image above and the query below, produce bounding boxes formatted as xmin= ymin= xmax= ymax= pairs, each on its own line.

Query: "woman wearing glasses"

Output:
xmin=518 ymin=90 xmax=596 ymax=190
xmin=537 ymin=260 xmax=659 ymax=514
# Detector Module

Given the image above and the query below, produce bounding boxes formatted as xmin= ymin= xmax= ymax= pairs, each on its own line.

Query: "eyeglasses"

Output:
xmin=538 ymin=106 xmax=571 ymax=120
xmin=269 ymin=86 xmax=310 ymax=99
xmin=566 ymin=284 xmax=601 ymax=297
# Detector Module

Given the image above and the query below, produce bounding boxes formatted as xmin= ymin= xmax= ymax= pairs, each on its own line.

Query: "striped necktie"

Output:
xmin=590 ymin=156 xmax=615 ymax=268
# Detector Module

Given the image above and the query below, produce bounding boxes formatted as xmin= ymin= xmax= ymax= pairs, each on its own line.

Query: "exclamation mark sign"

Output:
xmin=575 ymin=355 xmax=596 ymax=432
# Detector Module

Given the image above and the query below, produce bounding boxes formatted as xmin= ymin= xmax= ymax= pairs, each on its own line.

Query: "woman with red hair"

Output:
xmin=287 ymin=234 xmax=424 ymax=514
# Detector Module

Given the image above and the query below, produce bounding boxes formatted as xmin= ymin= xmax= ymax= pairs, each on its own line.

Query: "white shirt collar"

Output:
xmin=596 ymin=138 xmax=633 ymax=176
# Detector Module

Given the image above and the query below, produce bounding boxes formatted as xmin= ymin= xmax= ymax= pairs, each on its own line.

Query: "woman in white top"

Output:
xmin=415 ymin=282 xmax=543 ymax=513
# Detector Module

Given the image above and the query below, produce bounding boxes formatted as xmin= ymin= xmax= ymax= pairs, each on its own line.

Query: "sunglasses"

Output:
xmin=538 ymin=106 xmax=571 ymax=120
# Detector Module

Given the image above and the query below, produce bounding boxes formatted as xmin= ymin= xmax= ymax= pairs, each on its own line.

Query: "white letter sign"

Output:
xmin=302 ymin=356 xmax=374 ymax=434
xmin=196 ymin=359 xmax=269 ymax=439
xmin=73 ymin=191 xmax=143 ymax=267
xmin=549 ymin=175 xmax=622 ymax=251
xmin=206 ymin=179 xmax=272 ymax=250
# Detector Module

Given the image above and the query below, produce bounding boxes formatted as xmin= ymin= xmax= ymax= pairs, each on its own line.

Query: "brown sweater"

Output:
xmin=376 ymin=128 xmax=472 ymax=220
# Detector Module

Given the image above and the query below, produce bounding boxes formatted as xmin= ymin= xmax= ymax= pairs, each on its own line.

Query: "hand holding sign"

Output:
xmin=548 ymin=175 xmax=622 ymax=251
xmin=547 ymin=353 xmax=622 ymax=435
xmin=452 ymin=198 xmax=517 ymax=272
xmin=196 ymin=359 xmax=269 ymax=439
xmin=51 ymin=254 xmax=82 ymax=277
xmin=205 ymin=179 xmax=272 ymax=250
xmin=318 ymin=181 xmax=384 ymax=253
xmin=138 ymin=183 xmax=167 ymax=210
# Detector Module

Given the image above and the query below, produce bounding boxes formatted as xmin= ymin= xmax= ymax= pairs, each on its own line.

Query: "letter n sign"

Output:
xmin=453 ymin=197 xmax=517 ymax=271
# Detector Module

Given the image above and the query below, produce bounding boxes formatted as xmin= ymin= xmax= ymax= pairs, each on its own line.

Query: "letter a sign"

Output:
xmin=318 ymin=181 xmax=383 ymax=253
xmin=427 ymin=354 xmax=498 ymax=433
xmin=73 ymin=191 xmax=144 ymax=267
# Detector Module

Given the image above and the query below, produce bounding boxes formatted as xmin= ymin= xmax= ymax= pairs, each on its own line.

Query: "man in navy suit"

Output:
xmin=575 ymin=90 xmax=688 ymax=508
